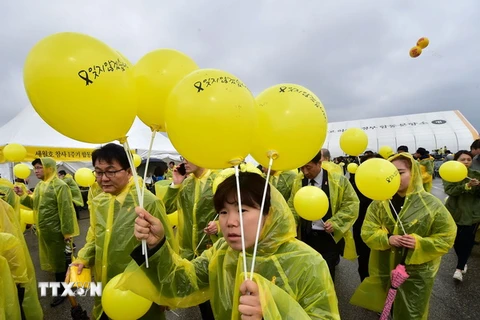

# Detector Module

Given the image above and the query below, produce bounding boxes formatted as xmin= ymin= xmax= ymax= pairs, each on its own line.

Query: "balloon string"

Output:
xmin=388 ymin=200 xmax=406 ymax=235
xmin=249 ymin=157 xmax=273 ymax=280
xmin=142 ymin=130 xmax=157 ymax=203
xmin=234 ymin=165 xmax=248 ymax=281
xmin=195 ymin=214 xmax=219 ymax=254
xmin=122 ymin=139 xmax=149 ymax=268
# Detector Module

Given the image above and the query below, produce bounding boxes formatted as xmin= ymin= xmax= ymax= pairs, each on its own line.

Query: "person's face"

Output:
xmin=169 ymin=163 xmax=174 ymax=169
xmin=471 ymin=148 xmax=480 ymax=156
xmin=34 ymin=164 xmax=44 ymax=180
xmin=94 ymin=159 xmax=131 ymax=195
xmin=182 ymin=158 xmax=199 ymax=175
xmin=392 ymin=160 xmax=411 ymax=195
xmin=301 ymin=161 xmax=322 ymax=180
xmin=219 ymin=198 xmax=263 ymax=251
xmin=457 ymin=153 xmax=472 ymax=168
xmin=58 ymin=173 xmax=65 ymax=179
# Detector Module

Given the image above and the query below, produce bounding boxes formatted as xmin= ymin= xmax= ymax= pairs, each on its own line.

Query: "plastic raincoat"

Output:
xmin=321 ymin=161 xmax=343 ymax=175
xmin=163 ymin=169 xmax=218 ymax=259
xmin=62 ymin=174 xmax=85 ymax=207
xmin=19 ymin=157 xmax=79 ymax=273
xmin=444 ymin=168 xmax=480 ymax=226
xmin=0 ymin=255 xmax=21 ymax=320
xmin=0 ymin=178 xmax=21 ymax=223
xmin=119 ymin=169 xmax=340 ymax=319
xmin=268 ymin=170 xmax=296 ymax=201
xmin=288 ymin=170 xmax=359 ymax=260
xmin=418 ymin=157 xmax=434 ymax=192
xmin=74 ymin=178 xmax=177 ymax=320
xmin=351 ymin=153 xmax=456 ymax=319
xmin=87 ymin=182 xmax=102 ymax=208
xmin=0 ymin=200 xmax=43 ymax=319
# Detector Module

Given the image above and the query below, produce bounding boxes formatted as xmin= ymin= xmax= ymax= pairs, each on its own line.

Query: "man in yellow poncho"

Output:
xmin=320 ymin=148 xmax=343 ymax=175
xmin=351 ymin=153 xmax=456 ymax=319
xmin=0 ymin=178 xmax=21 ymax=223
xmin=259 ymin=166 xmax=296 ymax=201
xmin=121 ymin=167 xmax=340 ymax=319
xmin=414 ymin=147 xmax=434 ymax=192
xmin=72 ymin=143 xmax=176 ymax=320
xmin=58 ymin=170 xmax=85 ymax=219
xmin=288 ymin=151 xmax=359 ymax=281
xmin=0 ymin=198 xmax=43 ymax=319
xmin=14 ymin=157 xmax=79 ymax=307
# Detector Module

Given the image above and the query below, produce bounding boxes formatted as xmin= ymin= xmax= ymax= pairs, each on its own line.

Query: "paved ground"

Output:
xmin=26 ymin=178 xmax=479 ymax=319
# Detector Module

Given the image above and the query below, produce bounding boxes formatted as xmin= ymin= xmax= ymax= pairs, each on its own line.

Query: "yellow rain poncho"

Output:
xmin=62 ymin=174 xmax=85 ymax=207
xmin=418 ymin=157 xmax=434 ymax=192
xmin=74 ymin=178 xmax=177 ymax=320
xmin=0 ymin=178 xmax=21 ymax=223
xmin=288 ymin=170 xmax=359 ymax=260
xmin=119 ymin=169 xmax=340 ymax=319
xmin=444 ymin=168 xmax=480 ymax=225
xmin=163 ymin=169 xmax=218 ymax=259
xmin=20 ymin=157 xmax=79 ymax=273
xmin=351 ymin=153 xmax=456 ymax=319
xmin=87 ymin=182 xmax=102 ymax=208
xmin=268 ymin=170 xmax=296 ymax=201
xmin=0 ymin=200 xmax=43 ymax=319
xmin=0 ymin=255 xmax=21 ymax=320
xmin=322 ymin=161 xmax=343 ymax=175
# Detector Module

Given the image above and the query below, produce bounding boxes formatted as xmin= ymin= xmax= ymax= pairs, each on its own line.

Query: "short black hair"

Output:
xmin=397 ymin=145 xmax=409 ymax=153
xmin=58 ymin=170 xmax=67 ymax=176
xmin=169 ymin=161 xmax=175 ymax=166
xmin=154 ymin=162 xmax=168 ymax=176
xmin=471 ymin=139 xmax=480 ymax=151
xmin=32 ymin=158 xmax=42 ymax=166
xmin=453 ymin=150 xmax=473 ymax=161
xmin=92 ymin=143 xmax=130 ymax=169
xmin=309 ymin=151 xmax=322 ymax=164
xmin=214 ymin=172 xmax=271 ymax=216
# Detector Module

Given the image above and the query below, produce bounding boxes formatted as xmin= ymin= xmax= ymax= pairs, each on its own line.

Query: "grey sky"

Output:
xmin=1 ymin=0 xmax=479 ymax=130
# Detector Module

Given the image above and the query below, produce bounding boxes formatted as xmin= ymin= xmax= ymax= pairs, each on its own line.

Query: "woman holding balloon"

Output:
xmin=443 ymin=150 xmax=480 ymax=282
xmin=351 ymin=153 xmax=456 ymax=319
xmin=122 ymin=167 xmax=340 ymax=319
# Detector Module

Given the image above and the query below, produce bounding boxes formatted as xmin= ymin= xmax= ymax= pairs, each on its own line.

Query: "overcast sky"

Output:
xmin=1 ymin=0 xmax=479 ymax=131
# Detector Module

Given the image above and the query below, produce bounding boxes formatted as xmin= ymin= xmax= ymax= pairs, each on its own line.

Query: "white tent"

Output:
xmin=323 ymin=110 xmax=479 ymax=157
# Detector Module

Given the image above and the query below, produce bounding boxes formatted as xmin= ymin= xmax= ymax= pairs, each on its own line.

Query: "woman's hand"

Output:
xmin=389 ymin=235 xmax=403 ymax=247
xmin=204 ymin=221 xmax=218 ymax=235
xmin=134 ymin=207 xmax=165 ymax=249
xmin=467 ymin=178 xmax=479 ymax=188
xmin=239 ymin=279 xmax=263 ymax=320
xmin=400 ymin=234 xmax=416 ymax=249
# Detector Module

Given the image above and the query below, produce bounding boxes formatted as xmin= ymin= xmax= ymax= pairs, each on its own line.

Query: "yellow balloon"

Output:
xmin=293 ymin=186 xmax=329 ymax=221
xmin=75 ymin=168 xmax=96 ymax=187
xmin=339 ymin=128 xmax=368 ymax=156
xmin=24 ymin=32 xmax=136 ymax=143
xmin=250 ymin=84 xmax=328 ymax=171
xmin=165 ymin=69 xmax=255 ymax=169
xmin=135 ymin=49 xmax=199 ymax=131
xmin=409 ymin=46 xmax=422 ymax=58
xmin=168 ymin=211 xmax=178 ymax=228
xmin=347 ymin=163 xmax=358 ymax=174
xmin=14 ymin=164 xmax=31 ymax=179
xmin=355 ymin=158 xmax=400 ymax=200
xmin=379 ymin=145 xmax=394 ymax=159
xmin=102 ymin=273 xmax=152 ymax=320
xmin=21 ymin=209 xmax=35 ymax=225
xmin=417 ymin=37 xmax=429 ymax=49
xmin=133 ymin=154 xmax=142 ymax=167
xmin=3 ymin=143 xmax=27 ymax=162
xmin=439 ymin=161 xmax=468 ymax=182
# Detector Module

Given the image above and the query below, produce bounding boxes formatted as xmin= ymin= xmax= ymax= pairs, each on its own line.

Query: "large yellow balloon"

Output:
xmin=75 ymin=168 xmax=96 ymax=187
xmin=102 ymin=273 xmax=152 ymax=320
xmin=133 ymin=154 xmax=142 ymax=167
xmin=135 ymin=49 xmax=199 ymax=131
xmin=355 ymin=158 xmax=400 ymax=200
xmin=250 ymin=84 xmax=328 ymax=171
xmin=379 ymin=145 xmax=394 ymax=159
xmin=165 ymin=69 xmax=255 ymax=169
xmin=293 ymin=186 xmax=329 ymax=221
xmin=347 ymin=163 xmax=358 ymax=174
xmin=24 ymin=32 xmax=136 ymax=143
xmin=14 ymin=164 xmax=31 ymax=179
xmin=3 ymin=143 xmax=27 ymax=162
xmin=439 ymin=161 xmax=468 ymax=182
xmin=339 ymin=128 xmax=368 ymax=156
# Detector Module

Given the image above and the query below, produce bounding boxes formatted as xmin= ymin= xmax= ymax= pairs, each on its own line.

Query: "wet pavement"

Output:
xmin=26 ymin=178 xmax=479 ymax=319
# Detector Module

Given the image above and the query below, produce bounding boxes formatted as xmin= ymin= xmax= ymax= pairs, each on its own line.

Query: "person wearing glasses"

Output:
xmin=71 ymin=143 xmax=177 ymax=320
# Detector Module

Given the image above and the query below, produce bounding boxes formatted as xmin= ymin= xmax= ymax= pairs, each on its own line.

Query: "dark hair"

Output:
xmin=454 ymin=150 xmax=473 ymax=161
xmin=321 ymin=148 xmax=331 ymax=161
xmin=169 ymin=161 xmax=175 ymax=166
xmin=391 ymin=155 xmax=412 ymax=170
xmin=397 ymin=145 xmax=409 ymax=153
xmin=214 ymin=172 xmax=271 ymax=216
xmin=309 ymin=151 xmax=322 ymax=164
xmin=15 ymin=178 xmax=25 ymax=183
xmin=92 ymin=143 xmax=130 ymax=169
xmin=58 ymin=170 xmax=67 ymax=176
xmin=471 ymin=139 xmax=480 ymax=151
xmin=154 ymin=162 xmax=168 ymax=176
xmin=360 ymin=153 xmax=382 ymax=163
xmin=32 ymin=158 xmax=42 ymax=166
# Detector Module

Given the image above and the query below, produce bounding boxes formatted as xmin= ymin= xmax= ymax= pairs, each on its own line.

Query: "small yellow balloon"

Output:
xmin=355 ymin=158 xmax=400 ymax=200
xmin=165 ymin=69 xmax=256 ymax=169
xmin=75 ymin=168 xmax=96 ymax=187
xmin=135 ymin=49 xmax=199 ymax=131
xmin=20 ymin=209 xmax=35 ymax=225
xmin=133 ymin=154 xmax=142 ymax=167
xmin=339 ymin=128 xmax=368 ymax=156
xmin=439 ymin=161 xmax=468 ymax=182
xmin=168 ymin=211 xmax=178 ymax=228
xmin=379 ymin=146 xmax=394 ymax=159
xmin=102 ymin=273 xmax=152 ymax=320
xmin=293 ymin=186 xmax=329 ymax=221
xmin=417 ymin=37 xmax=429 ymax=49
xmin=14 ymin=164 xmax=31 ymax=179
xmin=3 ymin=143 xmax=27 ymax=162
xmin=409 ymin=46 xmax=422 ymax=58
xmin=347 ymin=163 xmax=358 ymax=174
